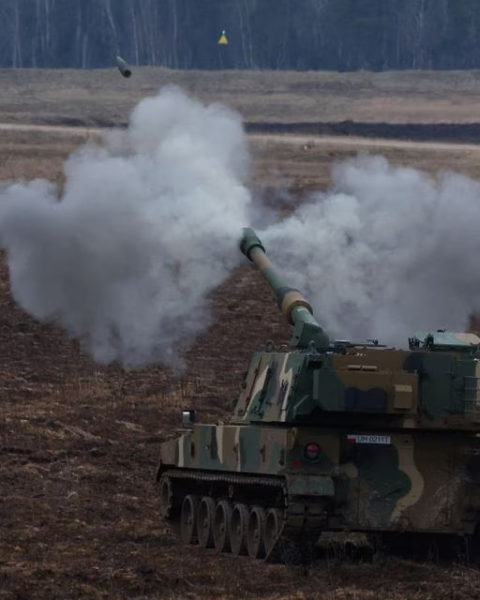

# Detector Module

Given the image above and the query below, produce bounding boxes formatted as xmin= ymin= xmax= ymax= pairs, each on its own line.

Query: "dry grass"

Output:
xmin=2 ymin=69 xmax=480 ymax=599
xmin=253 ymin=137 xmax=480 ymax=195
xmin=3 ymin=124 xmax=480 ymax=202
xmin=3 ymin=67 xmax=480 ymax=126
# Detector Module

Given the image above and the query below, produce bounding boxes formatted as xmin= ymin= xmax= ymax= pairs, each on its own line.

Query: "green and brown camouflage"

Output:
xmin=157 ymin=228 xmax=480 ymax=560
xmin=231 ymin=342 xmax=480 ymax=428
xmin=159 ymin=423 xmax=480 ymax=533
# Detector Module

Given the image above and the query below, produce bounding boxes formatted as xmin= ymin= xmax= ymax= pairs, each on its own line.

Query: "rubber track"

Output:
xmin=161 ymin=468 xmax=325 ymax=563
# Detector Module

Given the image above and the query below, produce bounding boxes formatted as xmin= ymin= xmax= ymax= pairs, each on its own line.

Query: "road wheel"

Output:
xmin=213 ymin=500 xmax=232 ymax=552
xmin=197 ymin=496 xmax=216 ymax=549
xmin=264 ymin=508 xmax=284 ymax=557
xmin=230 ymin=503 xmax=249 ymax=556
xmin=180 ymin=495 xmax=199 ymax=545
xmin=247 ymin=506 xmax=266 ymax=559
xmin=158 ymin=475 xmax=174 ymax=519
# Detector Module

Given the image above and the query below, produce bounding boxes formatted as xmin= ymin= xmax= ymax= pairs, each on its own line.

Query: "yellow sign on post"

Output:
xmin=218 ymin=30 xmax=229 ymax=45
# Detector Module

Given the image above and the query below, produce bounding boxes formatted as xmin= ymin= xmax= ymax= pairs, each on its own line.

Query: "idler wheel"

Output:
xmin=158 ymin=475 xmax=173 ymax=519
xmin=230 ymin=503 xmax=249 ymax=556
xmin=264 ymin=508 xmax=284 ymax=557
xmin=213 ymin=500 xmax=232 ymax=553
xmin=197 ymin=496 xmax=216 ymax=549
xmin=247 ymin=506 xmax=267 ymax=559
xmin=180 ymin=495 xmax=199 ymax=544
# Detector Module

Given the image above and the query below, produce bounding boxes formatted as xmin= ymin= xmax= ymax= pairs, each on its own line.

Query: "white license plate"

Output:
xmin=347 ymin=434 xmax=391 ymax=445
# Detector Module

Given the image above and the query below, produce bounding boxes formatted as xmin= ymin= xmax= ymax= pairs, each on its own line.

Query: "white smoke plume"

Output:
xmin=260 ymin=154 xmax=480 ymax=347
xmin=1 ymin=85 xmax=480 ymax=363
xmin=0 ymin=86 xmax=252 ymax=367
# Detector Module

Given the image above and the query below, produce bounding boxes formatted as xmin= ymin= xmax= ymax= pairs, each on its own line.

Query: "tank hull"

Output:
xmin=158 ymin=423 xmax=480 ymax=560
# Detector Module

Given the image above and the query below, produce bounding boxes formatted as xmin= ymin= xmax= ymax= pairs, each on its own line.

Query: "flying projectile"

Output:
xmin=116 ymin=56 xmax=132 ymax=78
xmin=218 ymin=30 xmax=229 ymax=45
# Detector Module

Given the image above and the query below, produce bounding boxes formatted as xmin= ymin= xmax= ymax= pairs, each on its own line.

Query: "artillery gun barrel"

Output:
xmin=240 ymin=227 xmax=329 ymax=349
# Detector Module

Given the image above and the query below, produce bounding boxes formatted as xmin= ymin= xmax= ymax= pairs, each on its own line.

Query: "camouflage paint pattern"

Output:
xmin=232 ymin=346 xmax=480 ymax=428
xmin=159 ymin=423 xmax=480 ymax=533
xmin=157 ymin=228 xmax=480 ymax=540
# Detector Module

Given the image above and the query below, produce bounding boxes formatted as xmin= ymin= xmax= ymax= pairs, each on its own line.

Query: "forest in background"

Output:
xmin=0 ymin=0 xmax=479 ymax=71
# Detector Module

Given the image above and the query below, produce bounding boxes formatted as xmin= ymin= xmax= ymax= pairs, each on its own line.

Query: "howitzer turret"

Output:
xmin=156 ymin=226 xmax=480 ymax=565
xmin=240 ymin=227 xmax=329 ymax=350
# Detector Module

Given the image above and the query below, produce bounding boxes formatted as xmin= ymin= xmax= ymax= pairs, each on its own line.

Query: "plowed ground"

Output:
xmin=2 ymin=70 xmax=480 ymax=600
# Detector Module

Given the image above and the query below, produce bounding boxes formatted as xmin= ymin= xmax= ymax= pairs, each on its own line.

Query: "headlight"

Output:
xmin=303 ymin=442 xmax=322 ymax=462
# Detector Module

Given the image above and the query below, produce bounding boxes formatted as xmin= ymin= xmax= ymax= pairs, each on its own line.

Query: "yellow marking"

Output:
xmin=218 ymin=30 xmax=229 ymax=44
xmin=391 ymin=436 xmax=424 ymax=522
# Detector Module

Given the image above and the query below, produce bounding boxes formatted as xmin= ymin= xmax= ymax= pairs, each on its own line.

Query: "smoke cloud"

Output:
xmin=261 ymin=154 xmax=480 ymax=346
xmin=1 ymin=85 xmax=480 ymax=366
xmin=0 ymin=86 xmax=252 ymax=367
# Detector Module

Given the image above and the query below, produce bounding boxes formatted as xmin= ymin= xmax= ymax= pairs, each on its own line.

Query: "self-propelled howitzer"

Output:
xmin=157 ymin=228 xmax=480 ymax=563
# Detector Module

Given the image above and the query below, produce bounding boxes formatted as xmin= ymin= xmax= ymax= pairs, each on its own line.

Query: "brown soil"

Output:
xmin=2 ymin=70 xmax=480 ymax=600
xmin=3 ymin=248 xmax=480 ymax=600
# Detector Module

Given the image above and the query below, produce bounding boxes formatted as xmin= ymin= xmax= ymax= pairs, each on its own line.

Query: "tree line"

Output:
xmin=0 ymin=0 xmax=479 ymax=71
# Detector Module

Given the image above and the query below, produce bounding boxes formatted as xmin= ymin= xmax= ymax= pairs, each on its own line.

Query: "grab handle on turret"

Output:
xmin=240 ymin=228 xmax=330 ymax=350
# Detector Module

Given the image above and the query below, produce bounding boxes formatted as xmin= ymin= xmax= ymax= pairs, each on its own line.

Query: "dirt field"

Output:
xmin=2 ymin=69 xmax=480 ymax=600
xmin=2 ymin=67 xmax=480 ymax=127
